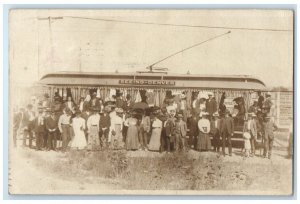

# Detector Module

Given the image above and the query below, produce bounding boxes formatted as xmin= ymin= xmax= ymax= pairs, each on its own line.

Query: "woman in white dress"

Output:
xmin=70 ymin=110 xmax=87 ymax=150
xmin=87 ymin=108 xmax=101 ymax=150
xmin=148 ymin=114 xmax=163 ymax=151
xmin=110 ymin=108 xmax=125 ymax=149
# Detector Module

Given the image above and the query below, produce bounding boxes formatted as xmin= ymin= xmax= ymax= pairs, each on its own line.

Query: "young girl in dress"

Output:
xmin=243 ymin=132 xmax=251 ymax=158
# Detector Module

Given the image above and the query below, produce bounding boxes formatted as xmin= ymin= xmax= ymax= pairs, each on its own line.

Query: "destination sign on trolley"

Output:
xmin=119 ymin=79 xmax=176 ymax=86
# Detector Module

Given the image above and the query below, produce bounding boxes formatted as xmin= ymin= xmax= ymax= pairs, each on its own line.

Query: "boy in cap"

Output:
xmin=174 ymin=114 xmax=187 ymax=151
xmin=263 ymin=115 xmax=278 ymax=159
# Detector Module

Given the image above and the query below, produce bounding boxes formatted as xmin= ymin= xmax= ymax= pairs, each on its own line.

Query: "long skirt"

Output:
xmin=126 ymin=125 xmax=139 ymax=150
xmin=111 ymin=124 xmax=125 ymax=149
xmin=148 ymin=128 xmax=162 ymax=151
xmin=197 ymin=132 xmax=211 ymax=151
xmin=87 ymin=126 xmax=100 ymax=150
xmin=70 ymin=130 xmax=87 ymax=150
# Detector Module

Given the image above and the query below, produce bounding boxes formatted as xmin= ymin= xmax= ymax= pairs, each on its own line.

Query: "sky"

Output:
xmin=9 ymin=9 xmax=293 ymax=88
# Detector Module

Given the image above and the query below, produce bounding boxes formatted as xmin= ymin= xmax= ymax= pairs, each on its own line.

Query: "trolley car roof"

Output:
xmin=38 ymin=71 xmax=266 ymax=90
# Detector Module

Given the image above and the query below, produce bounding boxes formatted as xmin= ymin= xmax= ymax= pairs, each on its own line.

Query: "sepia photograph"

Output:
xmin=8 ymin=8 xmax=294 ymax=196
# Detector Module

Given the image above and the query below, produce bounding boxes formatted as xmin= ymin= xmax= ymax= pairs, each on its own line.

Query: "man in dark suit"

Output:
xmin=46 ymin=110 xmax=59 ymax=151
xmin=165 ymin=115 xmax=176 ymax=152
xmin=34 ymin=108 xmax=46 ymax=150
xmin=13 ymin=107 xmax=22 ymax=148
xmin=210 ymin=112 xmax=222 ymax=152
xmin=23 ymin=104 xmax=36 ymax=148
xmin=263 ymin=115 xmax=278 ymax=159
xmin=99 ymin=106 xmax=111 ymax=148
xmin=174 ymin=114 xmax=187 ymax=151
xmin=221 ymin=110 xmax=234 ymax=156
xmin=257 ymin=91 xmax=264 ymax=111
xmin=206 ymin=92 xmax=217 ymax=120
xmin=188 ymin=114 xmax=199 ymax=149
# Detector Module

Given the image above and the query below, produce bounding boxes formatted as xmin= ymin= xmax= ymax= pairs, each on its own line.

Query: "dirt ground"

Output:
xmin=9 ymin=133 xmax=293 ymax=195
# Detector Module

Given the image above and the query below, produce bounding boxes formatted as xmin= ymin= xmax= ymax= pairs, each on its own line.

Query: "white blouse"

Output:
xmin=198 ymin=119 xmax=211 ymax=133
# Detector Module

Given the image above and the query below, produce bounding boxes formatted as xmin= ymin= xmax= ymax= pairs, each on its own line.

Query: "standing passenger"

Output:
xmin=197 ymin=112 xmax=211 ymax=151
xmin=243 ymin=113 xmax=257 ymax=156
xmin=263 ymin=115 xmax=278 ymax=159
xmin=206 ymin=92 xmax=217 ymax=120
xmin=148 ymin=113 xmax=163 ymax=151
xmin=210 ymin=112 xmax=222 ymax=152
xmin=86 ymin=107 xmax=101 ymax=151
xmin=70 ymin=110 xmax=87 ymax=150
xmin=110 ymin=108 xmax=125 ymax=149
xmin=221 ymin=110 xmax=234 ymax=156
xmin=45 ymin=110 xmax=59 ymax=151
xmin=125 ymin=112 xmax=140 ymax=151
xmin=58 ymin=108 xmax=72 ymax=152
xmin=23 ymin=104 xmax=35 ymax=148
xmin=174 ymin=114 xmax=187 ymax=151
xmin=34 ymin=108 xmax=46 ymax=151
xmin=139 ymin=110 xmax=151 ymax=150
xmin=99 ymin=106 xmax=111 ymax=148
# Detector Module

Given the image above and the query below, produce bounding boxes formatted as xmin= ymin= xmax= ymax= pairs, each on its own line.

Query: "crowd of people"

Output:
xmin=12 ymin=90 xmax=280 ymax=159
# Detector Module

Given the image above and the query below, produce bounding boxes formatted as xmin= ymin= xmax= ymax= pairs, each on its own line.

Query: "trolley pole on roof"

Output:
xmin=146 ymin=30 xmax=231 ymax=71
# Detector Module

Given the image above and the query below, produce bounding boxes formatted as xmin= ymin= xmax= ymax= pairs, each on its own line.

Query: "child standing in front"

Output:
xmin=243 ymin=132 xmax=251 ymax=158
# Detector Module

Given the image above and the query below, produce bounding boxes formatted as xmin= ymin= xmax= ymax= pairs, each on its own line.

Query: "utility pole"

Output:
xmin=37 ymin=16 xmax=63 ymax=75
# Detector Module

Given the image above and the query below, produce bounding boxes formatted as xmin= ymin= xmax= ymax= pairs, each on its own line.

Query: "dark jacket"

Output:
xmin=188 ymin=117 xmax=199 ymax=136
xmin=34 ymin=116 xmax=46 ymax=133
xmin=165 ymin=118 xmax=176 ymax=137
xmin=99 ymin=113 xmax=111 ymax=129
xmin=45 ymin=116 xmax=58 ymax=130
xmin=210 ymin=118 xmax=222 ymax=135
xmin=263 ymin=120 xmax=278 ymax=139
xmin=221 ymin=116 xmax=234 ymax=135
xmin=206 ymin=98 xmax=217 ymax=115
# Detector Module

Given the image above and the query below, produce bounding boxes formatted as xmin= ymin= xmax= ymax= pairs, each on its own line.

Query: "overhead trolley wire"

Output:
xmin=63 ymin=15 xmax=292 ymax=32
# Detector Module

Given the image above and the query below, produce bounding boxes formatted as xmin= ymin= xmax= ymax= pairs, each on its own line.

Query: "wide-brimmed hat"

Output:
xmin=44 ymin=93 xmax=50 ymax=98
